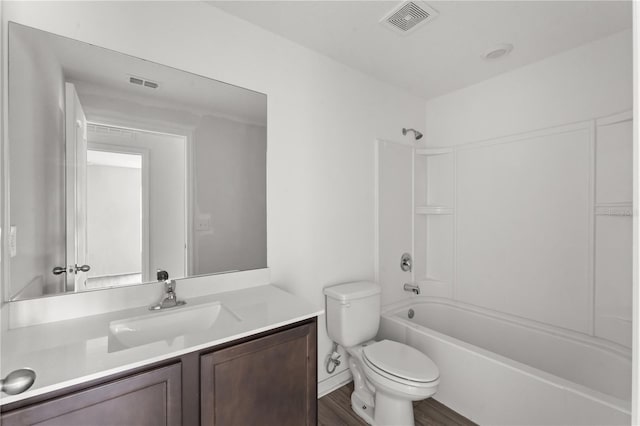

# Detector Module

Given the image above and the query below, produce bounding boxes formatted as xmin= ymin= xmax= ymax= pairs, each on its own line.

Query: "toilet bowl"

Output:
xmin=324 ymin=281 xmax=440 ymax=426
xmin=346 ymin=340 xmax=439 ymax=425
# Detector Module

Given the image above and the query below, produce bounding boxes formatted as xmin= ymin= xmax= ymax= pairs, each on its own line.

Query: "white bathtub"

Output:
xmin=379 ymin=298 xmax=631 ymax=425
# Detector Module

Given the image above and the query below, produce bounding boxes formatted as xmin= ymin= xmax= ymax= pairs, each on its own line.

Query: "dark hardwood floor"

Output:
xmin=318 ymin=383 xmax=476 ymax=426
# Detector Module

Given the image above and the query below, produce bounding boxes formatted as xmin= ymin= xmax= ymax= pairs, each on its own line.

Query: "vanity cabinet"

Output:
xmin=1 ymin=318 xmax=317 ymax=426
xmin=201 ymin=320 xmax=317 ymax=425
xmin=1 ymin=363 xmax=182 ymax=426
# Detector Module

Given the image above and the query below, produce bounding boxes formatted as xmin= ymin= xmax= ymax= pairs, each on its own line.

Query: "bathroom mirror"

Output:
xmin=5 ymin=23 xmax=267 ymax=301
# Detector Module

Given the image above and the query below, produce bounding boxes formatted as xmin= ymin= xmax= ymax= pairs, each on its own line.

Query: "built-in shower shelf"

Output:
xmin=415 ymin=147 xmax=453 ymax=156
xmin=416 ymin=205 xmax=454 ymax=215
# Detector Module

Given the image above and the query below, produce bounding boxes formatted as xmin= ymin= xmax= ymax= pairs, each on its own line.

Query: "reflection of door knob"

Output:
xmin=1 ymin=368 xmax=36 ymax=395
xmin=75 ymin=264 xmax=91 ymax=273
xmin=52 ymin=266 xmax=67 ymax=275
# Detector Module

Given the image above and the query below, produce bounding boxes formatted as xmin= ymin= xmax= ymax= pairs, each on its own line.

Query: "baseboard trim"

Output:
xmin=318 ymin=368 xmax=352 ymax=398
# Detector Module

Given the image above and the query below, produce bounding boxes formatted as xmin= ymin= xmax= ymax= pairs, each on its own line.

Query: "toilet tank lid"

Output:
xmin=324 ymin=281 xmax=381 ymax=301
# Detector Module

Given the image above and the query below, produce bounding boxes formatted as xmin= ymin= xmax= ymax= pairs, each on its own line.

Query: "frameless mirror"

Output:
xmin=6 ymin=23 xmax=267 ymax=301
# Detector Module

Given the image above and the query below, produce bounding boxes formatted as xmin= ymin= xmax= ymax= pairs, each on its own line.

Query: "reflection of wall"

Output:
xmin=409 ymin=31 xmax=632 ymax=346
xmin=86 ymin=164 xmax=142 ymax=277
xmin=8 ymin=26 xmax=66 ymax=298
xmin=87 ymin=127 xmax=186 ymax=281
xmin=193 ymin=116 xmax=267 ymax=275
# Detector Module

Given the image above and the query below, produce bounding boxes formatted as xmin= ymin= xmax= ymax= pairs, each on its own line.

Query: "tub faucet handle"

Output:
xmin=400 ymin=253 xmax=412 ymax=272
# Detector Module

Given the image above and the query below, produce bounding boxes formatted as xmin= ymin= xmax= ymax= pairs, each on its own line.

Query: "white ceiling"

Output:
xmin=210 ymin=1 xmax=632 ymax=100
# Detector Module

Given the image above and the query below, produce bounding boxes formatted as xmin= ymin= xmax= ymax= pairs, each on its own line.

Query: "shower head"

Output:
xmin=402 ymin=128 xmax=423 ymax=140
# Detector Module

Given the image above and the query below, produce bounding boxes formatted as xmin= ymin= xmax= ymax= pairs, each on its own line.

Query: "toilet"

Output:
xmin=324 ymin=281 xmax=439 ymax=426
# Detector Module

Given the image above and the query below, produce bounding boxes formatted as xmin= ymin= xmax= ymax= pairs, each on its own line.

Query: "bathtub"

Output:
xmin=379 ymin=298 xmax=631 ymax=425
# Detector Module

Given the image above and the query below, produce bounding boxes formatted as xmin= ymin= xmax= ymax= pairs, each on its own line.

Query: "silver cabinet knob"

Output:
xmin=1 ymin=368 xmax=36 ymax=395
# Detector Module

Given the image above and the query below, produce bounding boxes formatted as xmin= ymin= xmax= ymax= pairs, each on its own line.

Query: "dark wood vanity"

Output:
xmin=1 ymin=318 xmax=317 ymax=426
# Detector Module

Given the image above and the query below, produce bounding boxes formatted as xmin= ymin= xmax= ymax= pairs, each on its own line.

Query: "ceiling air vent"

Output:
xmin=380 ymin=1 xmax=439 ymax=35
xmin=128 ymin=75 xmax=159 ymax=89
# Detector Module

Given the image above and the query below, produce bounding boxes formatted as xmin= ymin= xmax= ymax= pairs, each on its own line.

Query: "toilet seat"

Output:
xmin=362 ymin=340 xmax=439 ymax=385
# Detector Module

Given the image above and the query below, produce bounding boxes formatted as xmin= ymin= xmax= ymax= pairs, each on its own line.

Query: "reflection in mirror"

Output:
xmin=86 ymin=149 xmax=145 ymax=289
xmin=6 ymin=23 xmax=267 ymax=301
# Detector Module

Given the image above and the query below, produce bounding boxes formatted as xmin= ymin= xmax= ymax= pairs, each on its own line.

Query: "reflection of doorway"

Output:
xmin=87 ymin=124 xmax=187 ymax=284
xmin=85 ymin=149 xmax=147 ymax=289
xmin=64 ymin=85 xmax=188 ymax=292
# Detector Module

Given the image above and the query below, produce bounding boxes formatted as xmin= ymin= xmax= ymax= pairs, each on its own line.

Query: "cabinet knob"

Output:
xmin=1 ymin=368 xmax=36 ymax=395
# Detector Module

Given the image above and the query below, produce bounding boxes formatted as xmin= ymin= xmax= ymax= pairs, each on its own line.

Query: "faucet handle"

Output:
xmin=165 ymin=279 xmax=176 ymax=292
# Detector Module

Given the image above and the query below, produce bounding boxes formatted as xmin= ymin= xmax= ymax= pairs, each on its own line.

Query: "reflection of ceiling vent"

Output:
xmin=380 ymin=1 xmax=438 ymax=35
xmin=128 ymin=75 xmax=159 ymax=89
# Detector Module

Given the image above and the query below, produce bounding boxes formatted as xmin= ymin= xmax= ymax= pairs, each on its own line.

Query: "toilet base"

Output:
xmin=345 ymin=343 xmax=435 ymax=426
xmin=351 ymin=391 xmax=375 ymax=425
xmin=373 ymin=391 xmax=415 ymax=426
xmin=350 ymin=387 xmax=417 ymax=426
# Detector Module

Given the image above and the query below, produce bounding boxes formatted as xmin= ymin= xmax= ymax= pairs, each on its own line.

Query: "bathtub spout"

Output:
xmin=403 ymin=283 xmax=420 ymax=295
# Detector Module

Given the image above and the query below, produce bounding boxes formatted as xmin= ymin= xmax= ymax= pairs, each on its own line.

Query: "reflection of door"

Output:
xmin=65 ymin=83 xmax=89 ymax=291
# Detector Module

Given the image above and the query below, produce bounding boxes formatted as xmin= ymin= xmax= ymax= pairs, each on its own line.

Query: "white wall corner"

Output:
xmin=317 ymin=367 xmax=352 ymax=399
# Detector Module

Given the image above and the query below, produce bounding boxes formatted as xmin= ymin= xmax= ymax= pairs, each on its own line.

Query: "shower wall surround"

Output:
xmin=406 ymin=30 xmax=633 ymax=347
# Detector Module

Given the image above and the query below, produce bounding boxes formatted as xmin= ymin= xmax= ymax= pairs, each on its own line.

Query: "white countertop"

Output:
xmin=0 ymin=284 xmax=323 ymax=406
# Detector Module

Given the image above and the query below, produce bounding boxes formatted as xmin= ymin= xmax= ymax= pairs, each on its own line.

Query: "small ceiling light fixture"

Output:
xmin=482 ymin=43 xmax=514 ymax=60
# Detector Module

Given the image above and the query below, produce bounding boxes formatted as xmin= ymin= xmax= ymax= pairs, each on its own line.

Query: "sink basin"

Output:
xmin=108 ymin=302 xmax=241 ymax=351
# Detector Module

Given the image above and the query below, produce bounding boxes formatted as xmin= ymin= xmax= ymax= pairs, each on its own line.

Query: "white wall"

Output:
xmin=8 ymin=23 xmax=66 ymax=298
xmin=418 ymin=30 xmax=633 ymax=346
xmin=1 ymin=1 xmax=426 ymax=384
xmin=424 ymin=30 xmax=632 ymax=147
xmin=423 ymin=30 xmax=633 ymax=146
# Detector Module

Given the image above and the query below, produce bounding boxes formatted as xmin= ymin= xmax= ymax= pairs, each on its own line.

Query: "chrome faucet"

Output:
xmin=149 ymin=270 xmax=186 ymax=311
xmin=403 ymin=282 xmax=420 ymax=295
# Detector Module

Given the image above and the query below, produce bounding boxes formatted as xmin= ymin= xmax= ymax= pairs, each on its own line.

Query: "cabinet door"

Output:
xmin=2 ymin=363 xmax=181 ymax=426
xmin=201 ymin=320 xmax=317 ymax=426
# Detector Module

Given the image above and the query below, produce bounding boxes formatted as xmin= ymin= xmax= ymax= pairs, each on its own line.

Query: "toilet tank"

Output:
xmin=324 ymin=281 xmax=381 ymax=348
